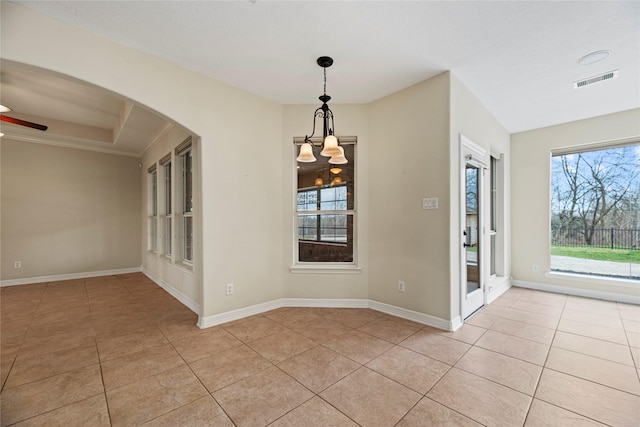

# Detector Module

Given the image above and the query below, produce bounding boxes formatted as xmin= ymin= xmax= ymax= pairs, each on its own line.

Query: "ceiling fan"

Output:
xmin=0 ymin=105 xmax=48 ymax=131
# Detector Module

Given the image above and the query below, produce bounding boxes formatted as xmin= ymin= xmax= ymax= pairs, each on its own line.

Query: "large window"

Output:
xmin=551 ymin=143 xmax=639 ymax=280
xmin=162 ymin=157 xmax=172 ymax=256
xmin=148 ymin=166 xmax=158 ymax=252
xmin=295 ymin=138 xmax=355 ymax=263
xmin=179 ymin=142 xmax=194 ymax=264
xmin=147 ymin=136 xmax=195 ymax=268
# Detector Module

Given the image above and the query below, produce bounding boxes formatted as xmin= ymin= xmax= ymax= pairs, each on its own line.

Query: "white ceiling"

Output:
xmin=2 ymin=1 xmax=639 ymax=155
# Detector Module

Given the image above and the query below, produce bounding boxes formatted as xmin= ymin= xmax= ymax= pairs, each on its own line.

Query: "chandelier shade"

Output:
xmin=297 ymin=56 xmax=348 ymax=165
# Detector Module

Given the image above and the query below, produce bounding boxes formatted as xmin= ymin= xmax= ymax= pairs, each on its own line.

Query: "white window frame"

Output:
xmin=292 ymin=137 xmax=359 ymax=272
xmin=161 ymin=155 xmax=172 ymax=258
xmin=147 ymin=166 xmax=158 ymax=252
xmin=176 ymin=138 xmax=194 ymax=267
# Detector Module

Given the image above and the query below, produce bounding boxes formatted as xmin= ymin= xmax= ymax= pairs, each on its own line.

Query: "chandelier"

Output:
xmin=296 ymin=56 xmax=348 ymax=165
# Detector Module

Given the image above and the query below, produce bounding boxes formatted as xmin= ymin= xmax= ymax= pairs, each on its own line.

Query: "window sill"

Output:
xmin=290 ymin=265 xmax=361 ymax=274
xmin=545 ymin=271 xmax=639 ymax=289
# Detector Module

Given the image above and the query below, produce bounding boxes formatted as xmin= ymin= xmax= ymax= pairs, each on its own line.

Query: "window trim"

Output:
xmin=147 ymin=165 xmax=158 ymax=253
xmin=177 ymin=139 xmax=194 ymax=266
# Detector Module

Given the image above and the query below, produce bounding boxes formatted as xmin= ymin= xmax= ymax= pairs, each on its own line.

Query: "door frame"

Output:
xmin=460 ymin=134 xmax=488 ymax=319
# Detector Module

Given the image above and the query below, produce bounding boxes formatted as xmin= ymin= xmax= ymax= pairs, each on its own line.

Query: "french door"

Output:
xmin=461 ymin=136 xmax=486 ymax=319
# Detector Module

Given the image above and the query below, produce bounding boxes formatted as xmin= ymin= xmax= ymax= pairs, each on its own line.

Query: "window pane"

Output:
xmin=165 ymin=218 xmax=172 ymax=255
xmin=184 ymin=216 xmax=193 ymax=262
xmin=183 ymin=150 xmax=193 ymax=213
xmin=550 ymin=144 xmax=640 ymax=280
xmin=164 ymin=161 xmax=172 ymax=215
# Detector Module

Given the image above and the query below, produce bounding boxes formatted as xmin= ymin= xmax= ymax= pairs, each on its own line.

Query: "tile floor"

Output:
xmin=1 ymin=273 xmax=639 ymax=426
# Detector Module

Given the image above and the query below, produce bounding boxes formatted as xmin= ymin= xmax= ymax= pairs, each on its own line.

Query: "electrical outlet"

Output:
xmin=226 ymin=283 xmax=234 ymax=295
xmin=532 ymin=264 xmax=539 ymax=272
xmin=398 ymin=280 xmax=406 ymax=292
xmin=13 ymin=261 xmax=22 ymax=269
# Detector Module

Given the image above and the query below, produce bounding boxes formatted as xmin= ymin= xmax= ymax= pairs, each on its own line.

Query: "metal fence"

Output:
xmin=552 ymin=227 xmax=640 ymax=249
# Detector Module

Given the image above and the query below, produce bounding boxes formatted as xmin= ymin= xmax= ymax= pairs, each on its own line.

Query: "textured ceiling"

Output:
xmin=5 ymin=0 xmax=640 ymax=139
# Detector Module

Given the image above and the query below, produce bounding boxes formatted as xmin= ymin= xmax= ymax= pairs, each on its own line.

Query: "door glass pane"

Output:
xmin=466 ymin=164 xmax=480 ymax=295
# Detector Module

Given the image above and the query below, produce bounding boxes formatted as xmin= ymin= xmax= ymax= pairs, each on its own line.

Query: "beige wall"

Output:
xmin=449 ymin=73 xmax=511 ymax=318
xmin=511 ymin=108 xmax=640 ymax=297
xmin=1 ymin=140 xmax=141 ymax=280
xmin=368 ymin=73 xmax=452 ymax=320
xmin=2 ymin=2 xmax=285 ymax=318
xmin=282 ymin=104 xmax=370 ymax=300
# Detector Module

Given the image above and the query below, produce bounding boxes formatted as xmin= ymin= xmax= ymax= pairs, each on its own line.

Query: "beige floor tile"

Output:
xmin=0 ymin=364 xmax=104 ymax=426
xmin=465 ymin=311 xmax=500 ymax=329
xmin=1 ymin=334 xmax=24 ymax=364
xmin=483 ymin=306 xmax=559 ymax=329
xmin=170 ymin=327 xmax=243 ymax=362
xmin=269 ymin=396 xmax=358 ymax=427
xmin=212 ymin=366 xmax=314 ymax=427
xmin=327 ymin=308 xmax=382 ymax=328
xmin=524 ymin=399 xmax=607 ymax=426
xmin=248 ymin=329 xmax=317 ymax=363
xmin=490 ymin=318 xmax=555 ymax=345
xmin=96 ymin=327 xmax=169 ymax=361
xmin=535 ymin=368 xmax=640 ymax=427
xmin=6 ymin=343 xmax=99 ymax=389
xmin=91 ymin=311 xmax=156 ymax=338
xmin=264 ymin=307 xmax=323 ymax=326
xmin=17 ymin=333 xmax=96 ymax=360
xmin=545 ymin=347 xmax=640 ymax=395
xmin=287 ymin=318 xmax=352 ymax=344
xmin=324 ymin=330 xmax=394 ymax=364
xmin=12 ymin=394 xmax=110 ymax=427
xmin=358 ymin=317 xmax=421 ymax=344
xmin=25 ymin=318 xmax=94 ymax=341
xmin=631 ymin=346 xmax=640 ymax=368
xmin=552 ymin=330 xmax=635 ymax=366
xmin=476 ymin=329 xmax=549 ymax=365
xmin=518 ymin=290 xmax=567 ymax=308
xmin=106 ymin=364 xmax=208 ymax=426
xmin=222 ymin=316 xmax=288 ymax=342
xmin=278 ymin=345 xmax=360 ymax=393
xmin=627 ymin=330 xmax=640 ymax=348
xmin=189 ymin=344 xmax=272 ymax=393
xmin=437 ymin=324 xmax=487 ymax=344
xmin=321 ymin=367 xmax=421 ymax=427
xmin=618 ymin=303 xmax=640 ymax=321
xmin=561 ymin=309 xmax=624 ymax=330
xmin=156 ymin=319 xmax=213 ymax=342
xmin=398 ymin=397 xmax=482 ymax=427
xmin=557 ymin=318 xmax=628 ymax=345
xmin=456 ymin=346 xmax=542 ymax=395
xmin=427 ymin=368 xmax=532 ymax=427
xmin=141 ymin=395 xmax=234 ymax=426
xmin=623 ymin=318 xmax=640 ymax=333
xmin=511 ymin=300 xmax=564 ymax=317
xmin=366 ymin=345 xmax=449 ymax=394
xmin=565 ymin=296 xmax=619 ymax=317
xmin=1 ymin=361 xmax=12 ymax=390
xmin=400 ymin=329 xmax=471 ymax=365
xmin=101 ymin=344 xmax=186 ymax=391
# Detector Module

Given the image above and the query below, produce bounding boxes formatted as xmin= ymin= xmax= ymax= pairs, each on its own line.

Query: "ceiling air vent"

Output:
xmin=573 ymin=70 xmax=619 ymax=89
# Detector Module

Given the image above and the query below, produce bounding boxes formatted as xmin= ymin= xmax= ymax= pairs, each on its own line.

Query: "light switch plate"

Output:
xmin=423 ymin=197 xmax=438 ymax=209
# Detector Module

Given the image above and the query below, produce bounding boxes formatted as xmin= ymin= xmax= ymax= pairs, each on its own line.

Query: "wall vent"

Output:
xmin=573 ymin=70 xmax=619 ymax=89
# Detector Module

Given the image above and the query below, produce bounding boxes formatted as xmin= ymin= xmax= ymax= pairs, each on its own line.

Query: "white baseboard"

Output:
xmin=197 ymin=299 xmax=284 ymax=328
xmin=141 ymin=268 xmax=201 ymax=316
xmin=0 ymin=267 xmax=141 ymax=287
xmin=512 ymin=279 xmax=640 ymax=305
xmin=197 ymin=297 xmax=455 ymax=331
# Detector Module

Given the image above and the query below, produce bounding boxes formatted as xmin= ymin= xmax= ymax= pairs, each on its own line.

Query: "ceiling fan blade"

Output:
xmin=0 ymin=115 xmax=48 ymax=131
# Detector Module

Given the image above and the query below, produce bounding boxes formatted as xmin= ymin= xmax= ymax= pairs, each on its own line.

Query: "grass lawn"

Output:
xmin=551 ymin=246 xmax=640 ymax=264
